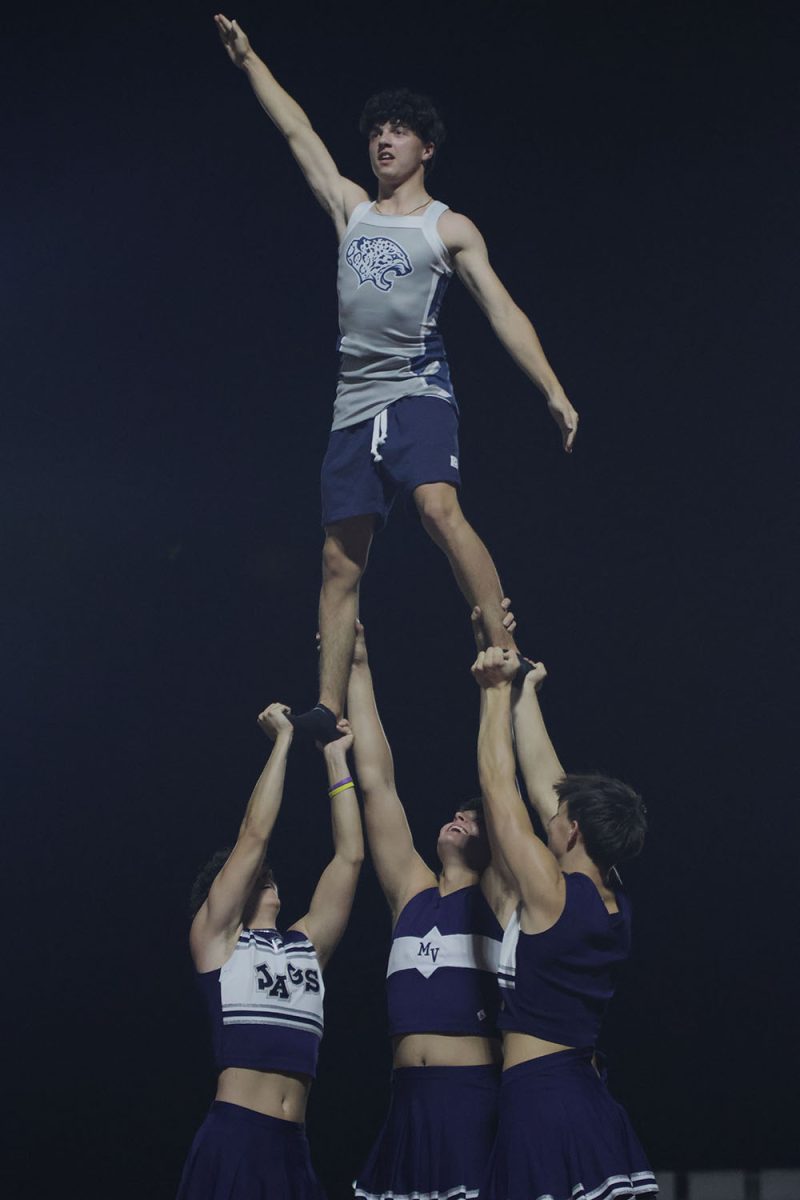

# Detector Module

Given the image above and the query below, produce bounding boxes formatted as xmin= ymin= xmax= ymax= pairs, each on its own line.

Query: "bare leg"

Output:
xmin=290 ymin=516 xmax=374 ymax=742
xmin=318 ymin=516 xmax=375 ymax=714
xmin=414 ymin=482 xmax=518 ymax=650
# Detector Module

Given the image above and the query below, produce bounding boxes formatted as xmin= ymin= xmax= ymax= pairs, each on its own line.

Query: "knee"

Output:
xmin=322 ymin=536 xmax=366 ymax=590
xmin=416 ymin=489 xmax=463 ymax=541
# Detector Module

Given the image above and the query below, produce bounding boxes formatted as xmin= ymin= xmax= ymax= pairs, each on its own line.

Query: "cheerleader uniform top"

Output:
xmin=386 ymin=885 xmax=503 ymax=1038
xmin=198 ymin=927 xmax=325 ymax=1078
xmin=334 ymin=200 xmax=455 ymax=431
xmin=497 ymin=872 xmax=631 ymax=1048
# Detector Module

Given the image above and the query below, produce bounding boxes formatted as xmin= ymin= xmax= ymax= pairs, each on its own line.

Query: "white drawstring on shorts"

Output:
xmin=370 ymin=409 xmax=388 ymax=462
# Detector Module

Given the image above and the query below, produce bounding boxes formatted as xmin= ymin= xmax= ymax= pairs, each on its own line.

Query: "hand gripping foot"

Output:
xmin=289 ymin=703 xmax=343 ymax=745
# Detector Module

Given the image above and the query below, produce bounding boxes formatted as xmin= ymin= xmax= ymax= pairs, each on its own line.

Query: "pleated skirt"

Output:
xmin=483 ymin=1049 xmax=657 ymax=1200
xmin=177 ymin=1101 xmax=326 ymax=1200
xmin=355 ymin=1064 xmax=501 ymax=1200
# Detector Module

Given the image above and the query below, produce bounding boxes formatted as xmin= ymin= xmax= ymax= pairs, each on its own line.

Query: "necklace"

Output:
xmin=374 ymin=198 xmax=433 ymax=217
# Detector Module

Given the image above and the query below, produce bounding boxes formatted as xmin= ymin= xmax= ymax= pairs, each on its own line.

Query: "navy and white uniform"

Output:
xmin=484 ymin=873 xmax=658 ymax=1200
xmin=177 ymin=928 xmax=327 ymax=1200
xmin=321 ymin=202 xmax=461 ymax=528
xmin=355 ymin=886 xmax=503 ymax=1200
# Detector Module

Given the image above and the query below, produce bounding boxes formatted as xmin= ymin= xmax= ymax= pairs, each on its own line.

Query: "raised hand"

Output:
xmin=471 ymin=646 xmax=519 ymax=689
xmin=214 ymin=13 xmax=252 ymax=69
xmin=351 ymin=620 xmax=368 ymax=668
xmin=257 ymin=702 xmax=294 ymax=741
xmin=547 ymin=390 xmax=579 ymax=453
xmin=516 ymin=658 xmax=547 ymax=694
xmin=324 ymin=717 xmax=355 ymax=758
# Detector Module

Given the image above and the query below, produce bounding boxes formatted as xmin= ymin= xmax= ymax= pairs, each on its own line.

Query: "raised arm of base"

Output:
xmin=292 ymin=732 xmax=364 ymax=969
xmin=512 ymin=667 xmax=564 ymax=828
xmin=473 ymin=652 xmax=564 ymax=925
xmin=347 ymin=630 xmax=437 ymax=919
xmin=190 ymin=704 xmax=294 ymax=967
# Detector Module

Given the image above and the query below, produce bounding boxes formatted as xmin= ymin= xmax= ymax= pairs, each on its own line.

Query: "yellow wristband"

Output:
xmin=328 ymin=778 xmax=355 ymax=799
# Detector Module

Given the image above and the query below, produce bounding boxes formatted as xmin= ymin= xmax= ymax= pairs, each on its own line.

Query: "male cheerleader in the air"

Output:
xmin=345 ymin=618 xmax=516 ymax=1200
xmin=177 ymin=702 xmax=363 ymax=1199
xmin=214 ymin=15 xmax=579 ymax=745
xmin=470 ymin=637 xmax=657 ymax=1200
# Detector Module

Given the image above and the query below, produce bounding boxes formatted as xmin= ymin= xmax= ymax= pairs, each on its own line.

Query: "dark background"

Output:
xmin=3 ymin=0 xmax=797 ymax=1195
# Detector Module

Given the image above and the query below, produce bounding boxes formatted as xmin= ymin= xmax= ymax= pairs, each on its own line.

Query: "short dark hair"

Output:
xmin=188 ymin=847 xmax=275 ymax=924
xmin=556 ymin=774 xmax=647 ymax=875
xmin=459 ymin=795 xmax=485 ymax=820
xmin=359 ymin=89 xmax=446 ymax=173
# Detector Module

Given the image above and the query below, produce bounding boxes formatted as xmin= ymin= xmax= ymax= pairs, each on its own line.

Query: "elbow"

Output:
xmin=481 ymin=782 xmax=512 ymax=810
xmin=284 ymin=115 xmax=314 ymax=144
xmin=336 ymin=845 xmax=365 ymax=870
xmin=487 ymin=296 xmax=518 ymax=333
xmin=478 ymin=757 xmax=515 ymax=798
xmin=357 ymin=766 xmax=394 ymax=795
xmin=478 ymin=769 xmax=517 ymax=816
xmin=237 ymin=822 xmax=268 ymax=849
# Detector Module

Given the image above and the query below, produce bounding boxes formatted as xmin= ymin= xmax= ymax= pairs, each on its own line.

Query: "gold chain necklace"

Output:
xmin=374 ymin=198 xmax=433 ymax=217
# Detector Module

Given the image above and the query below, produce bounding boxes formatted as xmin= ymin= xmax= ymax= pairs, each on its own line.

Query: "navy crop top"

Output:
xmin=497 ymin=872 xmax=631 ymax=1048
xmin=198 ymin=928 xmax=324 ymax=1078
xmin=386 ymin=885 xmax=503 ymax=1038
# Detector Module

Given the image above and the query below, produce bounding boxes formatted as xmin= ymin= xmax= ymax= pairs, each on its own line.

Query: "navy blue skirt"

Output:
xmin=355 ymin=1064 xmax=500 ymax=1200
xmin=483 ymin=1049 xmax=657 ymax=1200
xmin=176 ymin=1101 xmax=326 ymax=1200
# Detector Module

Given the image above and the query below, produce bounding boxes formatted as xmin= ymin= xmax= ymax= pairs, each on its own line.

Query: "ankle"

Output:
xmin=318 ymin=694 xmax=341 ymax=719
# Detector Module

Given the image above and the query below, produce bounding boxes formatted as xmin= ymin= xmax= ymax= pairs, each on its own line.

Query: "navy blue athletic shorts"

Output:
xmin=176 ymin=1101 xmax=326 ymax=1200
xmin=482 ymin=1049 xmax=658 ymax=1200
xmin=321 ymin=395 xmax=461 ymax=530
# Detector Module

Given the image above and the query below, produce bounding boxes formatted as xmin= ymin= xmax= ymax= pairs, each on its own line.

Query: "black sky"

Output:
xmin=3 ymin=1 xmax=798 ymax=1196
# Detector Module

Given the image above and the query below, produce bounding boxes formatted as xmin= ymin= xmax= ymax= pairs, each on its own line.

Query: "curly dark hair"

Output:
xmin=359 ymin=89 xmax=446 ymax=174
xmin=555 ymin=774 xmax=647 ymax=875
xmin=189 ymin=847 xmax=276 ymax=925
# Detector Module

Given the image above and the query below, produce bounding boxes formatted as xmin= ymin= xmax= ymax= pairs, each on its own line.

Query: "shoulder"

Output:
xmin=343 ymin=193 xmax=373 ymax=223
xmin=563 ymin=872 xmax=627 ymax=923
xmin=563 ymin=871 xmax=602 ymax=907
xmin=565 ymin=870 xmax=612 ymax=900
xmin=436 ymin=208 xmax=484 ymax=254
xmin=392 ymin=884 xmax=437 ymax=929
xmin=342 ymin=182 xmax=371 ymax=218
xmin=334 ymin=184 xmax=372 ymax=242
xmin=480 ymin=864 xmax=519 ymax=931
xmin=283 ymin=926 xmax=319 ymax=951
xmin=189 ymin=907 xmax=242 ymax=974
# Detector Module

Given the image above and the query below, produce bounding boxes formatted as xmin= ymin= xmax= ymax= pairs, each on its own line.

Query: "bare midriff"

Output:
xmin=392 ymin=1032 xmax=502 ymax=1069
xmin=501 ymin=1030 xmax=573 ymax=1070
xmin=215 ymin=1067 xmax=311 ymax=1123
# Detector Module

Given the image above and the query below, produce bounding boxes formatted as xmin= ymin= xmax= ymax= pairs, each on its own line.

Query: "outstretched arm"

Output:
xmin=470 ymin=606 xmax=521 ymax=920
xmin=347 ymin=623 xmax=437 ymax=922
xmin=292 ymin=726 xmax=364 ymax=969
xmin=214 ymin=15 xmax=368 ymax=237
xmin=438 ymin=211 xmax=578 ymax=452
xmin=512 ymin=663 xmax=565 ymax=829
xmin=473 ymin=650 xmax=565 ymax=929
xmin=190 ymin=703 xmax=294 ymax=970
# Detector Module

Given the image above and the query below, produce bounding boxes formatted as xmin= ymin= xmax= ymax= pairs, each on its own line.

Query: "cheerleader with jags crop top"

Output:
xmin=176 ymin=703 xmax=363 ymax=1200
xmin=346 ymin=619 xmax=519 ymax=1200
xmin=471 ymin=636 xmax=657 ymax=1200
